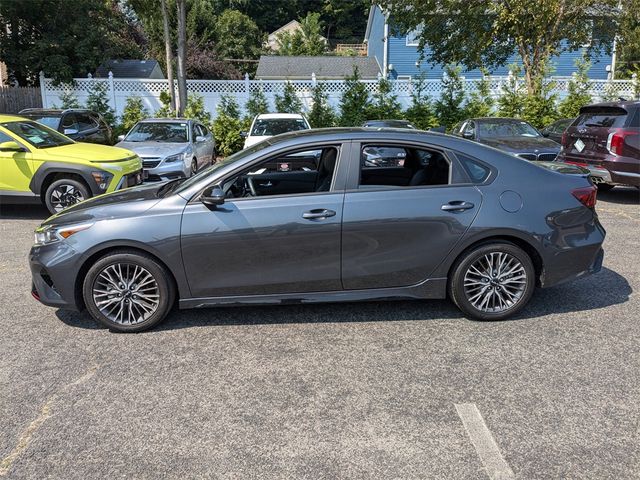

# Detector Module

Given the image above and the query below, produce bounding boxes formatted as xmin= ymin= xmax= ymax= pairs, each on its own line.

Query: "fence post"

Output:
xmin=244 ymin=72 xmax=250 ymax=94
xmin=108 ymin=71 xmax=116 ymax=111
xmin=633 ymin=73 xmax=639 ymax=100
xmin=39 ymin=71 xmax=47 ymax=108
xmin=311 ymin=72 xmax=316 ymax=87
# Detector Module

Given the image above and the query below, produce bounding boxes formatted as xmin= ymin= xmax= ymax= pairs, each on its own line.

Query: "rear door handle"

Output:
xmin=441 ymin=201 xmax=475 ymax=212
xmin=302 ymin=209 xmax=336 ymax=220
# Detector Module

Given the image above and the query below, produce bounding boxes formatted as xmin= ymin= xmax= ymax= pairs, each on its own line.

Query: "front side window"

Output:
xmin=250 ymin=118 xmax=309 ymax=136
xmin=125 ymin=122 xmax=189 ymax=143
xmin=477 ymin=121 xmax=540 ymax=138
xmin=222 ymin=146 xmax=338 ymax=199
xmin=1 ymin=121 xmax=74 ymax=148
xmin=359 ymin=144 xmax=450 ymax=188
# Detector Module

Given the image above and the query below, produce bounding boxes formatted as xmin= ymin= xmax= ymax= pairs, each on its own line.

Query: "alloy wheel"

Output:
xmin=92 ymin=263 xmax=160 ymax=325
xmin=463 ymin=252 xmax=527 ymax=313
xmin=50 ymin=184 xmax=85 ymax=212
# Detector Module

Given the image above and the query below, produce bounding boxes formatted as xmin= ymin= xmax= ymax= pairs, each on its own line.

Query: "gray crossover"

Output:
xmin=30 ymin=128 xmax=605 ymax=332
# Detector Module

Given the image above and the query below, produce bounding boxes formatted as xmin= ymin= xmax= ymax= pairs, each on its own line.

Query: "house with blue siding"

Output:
xmin=364 ymin=5 xmax=614 ymax=80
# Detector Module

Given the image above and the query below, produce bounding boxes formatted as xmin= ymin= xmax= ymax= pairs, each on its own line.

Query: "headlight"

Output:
xmin=91 ymin=171 xmax=113 ymax=190
xmin=34 ymin=223 xmax=94 ymax=246
xmin=165 ymin=152 xmax=188 ymax=163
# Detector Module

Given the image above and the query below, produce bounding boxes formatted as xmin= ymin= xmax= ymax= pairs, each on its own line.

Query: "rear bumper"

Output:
xmin=558 ymin=153 xmax=640 ymax=187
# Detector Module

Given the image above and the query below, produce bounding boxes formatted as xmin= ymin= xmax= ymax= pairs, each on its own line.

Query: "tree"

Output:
xmin=212 ymin=95 xmax=244 ymax=156
xmin=59 ymin=90 xmax=81 ymax=109
xmin=497 ymin=67 xmax=526 ymax=118
xmin=403 ymin=73 xmax=437 ymax=129
xmin=434 ymin=65 xmax=467 ymax=130
xmin=120 ymin=96 xmax=149 ymax=133
xmin=183 ymin=94 xmax=211 ymax=125
xmin=185 ymin=40 xmax=242 ymax=80
xmin=0 ymin=0 xmax=143 ymax=85
xmin=379 ymin=0 xmax=617 ymax=96
xmin=367 ymin=78 xmax=403 ymax=119
xmin=245 ymin=87 xmax=270 ymax=119
xmin=175 ymin=0 xmax=188 ymax=115
xmin=276 ymin=13 xmax=327 ymax=55
xmin=160 ymin=0 xmax=176 ymax=113
xmin=615 ymin=0 xmax=640 ymax=78
xmin=86 ymin=81 xmax=116 ymax=128
xmin=465 ymin=71 xmax=494 ymax=118
xmin=215 ymin=9 xmax=262 ymax=61
xmin=274 ymin=82 xmax=303 ymax=113
xmin=558 ymin=55 xmax=593 ymax=118
xmin=308 ymin=84 xmax=336 ymax=127
xmin=338 ymin=67 xmax=370 ymax=126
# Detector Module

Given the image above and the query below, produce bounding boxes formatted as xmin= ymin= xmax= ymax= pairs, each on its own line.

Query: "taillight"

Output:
xmin=571 ymin=186 xmax=597 ymax=208
xmin=606 ymin=129 xmax=637 ymax=156
xmin=561 ymin=131 xmax=569 ymax=147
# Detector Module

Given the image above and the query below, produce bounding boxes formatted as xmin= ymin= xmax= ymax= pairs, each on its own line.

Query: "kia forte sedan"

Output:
xmin=30 ymin=128 xmax=605 ymax=332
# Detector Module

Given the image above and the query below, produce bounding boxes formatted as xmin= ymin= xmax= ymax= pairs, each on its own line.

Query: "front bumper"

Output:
xmin=30 ymin=241 xmax=82 ymax=310
xmin=142 ymin=159 xmax=189 ymax=183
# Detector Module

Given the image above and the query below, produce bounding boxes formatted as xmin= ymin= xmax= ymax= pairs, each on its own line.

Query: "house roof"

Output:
xmin=95 ymin=60 xmax=163 ymax=78
xmin=269 ymin=20 xmax=301 ymax=37
xmin=255 ymin=55 xmax=381 ymax=79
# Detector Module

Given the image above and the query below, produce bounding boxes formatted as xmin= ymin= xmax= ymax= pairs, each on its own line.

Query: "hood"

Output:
xmin=116 ymin=141 xmax=189 ymax=158
xmin=41 ymin=182 xmax=166 ymax=228
xmin=480 ymin=136 xmax=561 ymax=153
xmin=244 ymin=136 xmax=269 ymax=149
xmin=43 ymin=143 xmax=137 ymax=163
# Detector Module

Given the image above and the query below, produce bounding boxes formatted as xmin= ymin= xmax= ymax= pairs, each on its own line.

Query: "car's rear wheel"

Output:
xmin=82 ymin=251 xmax=175 ymax=332
xmin=596 ymin=183 xmax=615 ymax=192
xmin=449 ymin=242 xmax=535 ymax=321
xmin=44 ymin=178 xmax=90 ymax=214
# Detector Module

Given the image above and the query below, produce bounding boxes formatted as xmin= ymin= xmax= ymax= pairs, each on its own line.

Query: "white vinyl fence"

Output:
xmin=39 ymin=71 xmax=639 ymax=120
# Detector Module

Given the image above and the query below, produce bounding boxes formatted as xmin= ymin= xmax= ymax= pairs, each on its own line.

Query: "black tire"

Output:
xmin=596 ymin=183 xmax=615 ymax=192
xmin=190 ymin=158 xmax=198 ymax=176
xmin=44 ymin=178 xmax=91 ymax=214
xmin=82 ymin=250 xmax=175 ymax=332
xmin=448 ymin=242 xmax=536 ymax=321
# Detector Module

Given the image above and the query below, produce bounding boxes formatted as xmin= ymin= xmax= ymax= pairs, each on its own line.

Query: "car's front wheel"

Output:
xmin=449 ymin=242 xmax=536 ymax=321
xmin=44 ymin=178 xmax=90 ymax=214
xmin=82 ymin=251 xmax=175 ymax=332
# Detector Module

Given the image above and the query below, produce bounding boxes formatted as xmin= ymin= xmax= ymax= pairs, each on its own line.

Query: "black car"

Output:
xmin=452 ymin=117 xmax=561 ymax=161
xmin=363 ymin=119 xmax=417 ymax=129
xmin=541 ymin=118 xmax=574 ymax=144
xmin=30 ymin=128 xmax=604 ymax=332
xmin=19 ymin=108 xmax=113 ymax=145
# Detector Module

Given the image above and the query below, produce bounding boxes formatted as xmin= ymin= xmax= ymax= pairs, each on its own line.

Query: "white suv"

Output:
xmin=243 ymin=113 xmax=311 ymax=149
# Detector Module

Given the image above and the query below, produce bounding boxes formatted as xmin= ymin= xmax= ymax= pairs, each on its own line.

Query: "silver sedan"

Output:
xmin=117 ymin=118 xmax=215 ymax=181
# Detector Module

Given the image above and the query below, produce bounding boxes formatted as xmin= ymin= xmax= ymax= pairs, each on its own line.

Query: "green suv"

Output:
xmin=0 ymin=115 xmax=143 ymax=214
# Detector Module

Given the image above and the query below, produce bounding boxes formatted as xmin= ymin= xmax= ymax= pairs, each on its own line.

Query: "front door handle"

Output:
xmin=441 ymin=201 xmax=475 ymax=212
xmin=302 ymin=209 xmax=336 ymax=220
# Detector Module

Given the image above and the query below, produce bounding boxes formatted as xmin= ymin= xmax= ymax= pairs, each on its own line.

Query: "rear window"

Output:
xmin=575 ymin=107 xmax=628 ymax=128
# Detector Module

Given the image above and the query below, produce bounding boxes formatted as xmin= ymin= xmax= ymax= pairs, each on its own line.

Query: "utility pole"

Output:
xmin=175 ymin=0 xmax=188 ymax=116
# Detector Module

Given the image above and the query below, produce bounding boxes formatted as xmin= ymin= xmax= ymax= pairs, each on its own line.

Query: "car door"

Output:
xmin=341 ymin=140 xmax=482 ymax=290
xmin=0 ymin=130 xmax=34 ymax=194
xmin=180 ymin=142 xmax=351 ymax=298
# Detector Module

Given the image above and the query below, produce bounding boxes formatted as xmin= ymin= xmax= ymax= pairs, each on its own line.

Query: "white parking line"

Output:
xmin=455 ymin=403 xmax=515 ymax=480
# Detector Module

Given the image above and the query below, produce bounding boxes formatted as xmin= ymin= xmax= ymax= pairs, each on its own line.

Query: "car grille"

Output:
xmin=125 ymin=170 xmax=143 ymax=187
xmin=517 ymin=153 xmax=537 ymax=161
xmin=517 ymin=153 xmax=557 ymax=162
xmin=142 ymin=159 xmax=161 ymax=169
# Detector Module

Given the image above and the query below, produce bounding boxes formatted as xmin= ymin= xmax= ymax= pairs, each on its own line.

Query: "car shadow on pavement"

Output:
xmin=0 ymin=203 xmax=49 ymax=220
xmin=55 ymin=267 xmax=631 ymax=331
xmin=598 ymin=187 xmax=640 ymax=205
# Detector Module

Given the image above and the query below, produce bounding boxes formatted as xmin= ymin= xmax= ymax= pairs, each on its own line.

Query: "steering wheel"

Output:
xmin=245 ymin=176 xmax=257 ymax=197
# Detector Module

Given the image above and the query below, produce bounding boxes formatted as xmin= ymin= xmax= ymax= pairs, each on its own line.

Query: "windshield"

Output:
xmin=23 ymin=115 xmax=61 ymax=130
xmin=250 ymin=118 xmax=309 ymax=136
xmin=478 ymin=121 xmax=540 ymax=138
xmin=1 ymin=120 xmax=74 ymax=148
xmin=125 ymin=122 xmax=189 ymax=143
xmin=172 ymin=141 xmax=271 ymax=195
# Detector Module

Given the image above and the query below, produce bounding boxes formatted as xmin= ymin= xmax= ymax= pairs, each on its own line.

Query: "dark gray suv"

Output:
xmin=30 ymin=128 xmax=605 ymax=332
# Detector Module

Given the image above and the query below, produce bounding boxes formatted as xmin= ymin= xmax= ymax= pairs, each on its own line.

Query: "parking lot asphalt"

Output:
xmin=1 ymin=188 xmax=639 ymax=479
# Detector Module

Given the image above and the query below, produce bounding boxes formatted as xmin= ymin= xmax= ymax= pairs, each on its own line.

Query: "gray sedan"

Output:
xmin=117 ymin=118 xmax=215 ymax=181
xmin=30 ymin=128 xmax=605 ymax=332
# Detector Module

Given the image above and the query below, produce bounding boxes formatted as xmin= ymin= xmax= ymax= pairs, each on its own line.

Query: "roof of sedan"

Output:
xmin=138 ymin=118 xmax=193 ymax=123
xmin=262 ymin=127 xmax=451 ymax=145
xmin=471 ymin=117 xmax=534 ymax=123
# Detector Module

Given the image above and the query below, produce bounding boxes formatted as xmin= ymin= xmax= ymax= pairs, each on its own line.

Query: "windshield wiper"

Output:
xmin=156 ymin=178 xmax=185 ymax=197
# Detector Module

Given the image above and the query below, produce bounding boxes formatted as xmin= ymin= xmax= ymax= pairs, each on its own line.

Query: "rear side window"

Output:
xmin=575 ymin=107 xmax=628 ymax=128
xmin=457 ymin=153 xmax=491 ymax=183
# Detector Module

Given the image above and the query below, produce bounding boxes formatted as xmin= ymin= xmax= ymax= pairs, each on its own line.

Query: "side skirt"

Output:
xmin=179 ymin=278 xmax=448 ymax=309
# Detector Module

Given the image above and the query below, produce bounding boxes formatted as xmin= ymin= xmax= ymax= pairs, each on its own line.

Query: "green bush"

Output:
xmin=119 ymin=96 xmax=149 ymax=134
xmin=307 ymin=84 xmax=335 ymax=128
xmin=274 ymin=82 xmax=303 ymax=113
xmin=339 ymin=67 xmax=370 ymax=126
xmin=245 ymin=87 xmax=270 ymax=120
xmin=86 ymin=81 xmax=115 ymax=127
xmin=558 ymin=55 xmax=592 ymax=118
xmin=183 ymin=94 xmax=211 ymax=124
xmin=403 ymin=73 xmax=437 ymax=129
xmin=497 ymin=66 xmax=526 ymax=118
xmin=59 ymin=89 xmax=80 ymax=109
xmin=155 ymin=90 xmax=174 ymax=118
xmin=213 ymin=95 xmax=244 ymax=156
xmin=367 ymin=77 xmax=402 ymax=120
xmin=434 ymin=65 xmax=467 ymax=130
xmin=465 ymin=72 xmax=494 ymax=118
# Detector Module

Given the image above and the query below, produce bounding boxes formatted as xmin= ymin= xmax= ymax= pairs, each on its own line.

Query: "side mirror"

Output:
xmin=195 ymin=135 xmax=206 ymax=143
xmin=63 ymin=128 xmax=79 ymax=135
xmin=0 ymin=141 xmax=24 ymax=152
xmin=541 ymin=130 xmax=549 ymax=137
xmin=117 ymin=134 xmax=125 ymax=142
xmin=201 ymin=186 xmax=225 ymax=207
xmin=240 ymin=131 xmax=248 ymax=138
xmin=462 ymin=131 xmax=474 ymax=139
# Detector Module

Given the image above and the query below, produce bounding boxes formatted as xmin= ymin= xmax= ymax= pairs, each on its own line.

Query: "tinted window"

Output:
xmin=76 ymin=113 xmax=98 ymax=131
xmin=250 ymin=118 xmax=309 ymax=136
xmin=457 ymin=153 xmax=491 ymax=183
xmin=60 ymin=114 xmax=78 ymax=130
xmin=575 ymin=107 xmax=628 ymax=128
